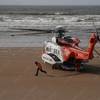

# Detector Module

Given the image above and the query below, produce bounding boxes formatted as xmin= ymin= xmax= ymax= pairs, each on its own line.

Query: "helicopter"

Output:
xmin=41 ymin=26 xmax=100 ymax=71
xmin=10 ymin=24 xmax=100 ymax=71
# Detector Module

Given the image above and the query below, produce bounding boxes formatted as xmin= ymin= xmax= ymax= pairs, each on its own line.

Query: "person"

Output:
xmin=34 ymin=61 xmax=47 ymax=76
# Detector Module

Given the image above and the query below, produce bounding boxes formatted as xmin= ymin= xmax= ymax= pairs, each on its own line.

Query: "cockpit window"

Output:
xmin=58 ymin=32 xmax=65 ymax=38
xmin=55 ymin=26 xmax=65 ymax=38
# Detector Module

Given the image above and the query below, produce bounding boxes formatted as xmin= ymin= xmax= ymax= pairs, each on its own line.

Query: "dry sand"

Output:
xmin=0 ymin=47 xmax=100 ymax=100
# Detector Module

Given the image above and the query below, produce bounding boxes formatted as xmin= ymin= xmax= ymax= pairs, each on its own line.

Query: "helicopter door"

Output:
xmin=48 ymin=53 xmax=61 ymax=62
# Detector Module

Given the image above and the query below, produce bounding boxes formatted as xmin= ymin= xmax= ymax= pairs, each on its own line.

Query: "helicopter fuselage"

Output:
xmin=42 ymin=33 xmax=98 ymax=71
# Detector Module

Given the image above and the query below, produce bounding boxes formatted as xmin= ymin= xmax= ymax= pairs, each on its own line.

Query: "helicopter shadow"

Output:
xmin=46 ymin=73 xmax=81 ymax=78
xmin=46 ymin=68 xmax=81 ymax=78
xmin=46 ymin=64 xmax=100 ymax=78
xmin=80 ymin=64 xmax=100 ymax=75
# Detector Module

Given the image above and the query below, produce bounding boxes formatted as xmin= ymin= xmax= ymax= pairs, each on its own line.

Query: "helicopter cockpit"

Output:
xmin=56 ymin=27 xmax=65 ymax=38
xmin=55 ymin=26 xmax=74 ymax=46
xmin=52 ymin=26 xmax=80 ymax=46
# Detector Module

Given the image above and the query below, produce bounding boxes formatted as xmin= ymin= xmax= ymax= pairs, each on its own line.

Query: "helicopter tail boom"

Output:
xmin=87 ymin=33 xmax=97 ymax=59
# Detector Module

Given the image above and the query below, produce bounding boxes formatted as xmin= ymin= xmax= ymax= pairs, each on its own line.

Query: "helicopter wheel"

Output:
xmin=52 ymin=64 xmax=61 ymax=70
xmin=75 ymin=63 xmax=81 ymax=72
xmin=52 ymin=64 xmax=56 ymax=69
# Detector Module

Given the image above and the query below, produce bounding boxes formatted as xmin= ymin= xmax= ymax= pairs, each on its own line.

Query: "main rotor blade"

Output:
xmin=10 ymin=27 xmax=100 ymax=33
xmin=10 ymin=31 xmax=53 ymax=36
xmin=10 ymin=28 xmax=53 ymax=33
xmin=10 ymin=27 xmax=100 ymax=37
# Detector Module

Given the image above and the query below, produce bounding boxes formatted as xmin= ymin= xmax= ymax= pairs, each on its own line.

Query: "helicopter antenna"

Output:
xmin=92 ymin=18 xmax=98 ymax=35
xmin=91 ymin=18 xmax=100 ymax=57
xmin=94 ymin=48 xmax=100 ymax=57
xmin=92 ymin=18 xmax=100 ymax=42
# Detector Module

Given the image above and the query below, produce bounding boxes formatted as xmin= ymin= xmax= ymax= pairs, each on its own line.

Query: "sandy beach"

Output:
xmin=0 ymin=47 xmax=100 ymax=100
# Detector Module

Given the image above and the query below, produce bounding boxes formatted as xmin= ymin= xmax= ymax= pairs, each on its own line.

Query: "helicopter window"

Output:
xmin=46 ymin=47 xmax=49 ymax=51
xmin=57 ymin=50 xmax=60 ymax=55
xmin=54 ymin=49 xmax=56 ymax=54
xmin=46 ymin=47 xmax=51 ymax=52
xmin=49 ymin=47 xmax=51 ymax=52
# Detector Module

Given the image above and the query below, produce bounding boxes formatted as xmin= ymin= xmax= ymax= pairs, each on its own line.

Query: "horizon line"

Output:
xmin=0 ymin=4 xmax=100 ymax=6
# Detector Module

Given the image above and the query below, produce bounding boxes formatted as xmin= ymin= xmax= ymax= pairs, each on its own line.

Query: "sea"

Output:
xmin=0 ymin=5 xmax=100 ymax=47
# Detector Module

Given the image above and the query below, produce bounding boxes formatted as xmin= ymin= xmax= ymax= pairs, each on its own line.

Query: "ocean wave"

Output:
xmin=1 ymin=15 xmax=100 ymax=34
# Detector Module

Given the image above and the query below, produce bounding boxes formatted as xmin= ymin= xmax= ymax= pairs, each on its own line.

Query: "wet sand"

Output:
xmin=0 ymin=47 xmax=100 ymax=100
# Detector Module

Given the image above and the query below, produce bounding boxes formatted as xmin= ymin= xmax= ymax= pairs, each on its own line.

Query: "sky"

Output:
xmin=0 ymin=0 xmax=100 ymax=5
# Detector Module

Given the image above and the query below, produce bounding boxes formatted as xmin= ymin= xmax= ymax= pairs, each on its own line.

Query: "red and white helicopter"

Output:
xmin=42 ymin=26 xmax=100 ymax=71
xmin=10 ymin=25 xmax=100 ymax=71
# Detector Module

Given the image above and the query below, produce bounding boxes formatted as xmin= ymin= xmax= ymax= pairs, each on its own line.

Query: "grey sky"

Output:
xmin=0 ymin=0 xmax=100 ymax=5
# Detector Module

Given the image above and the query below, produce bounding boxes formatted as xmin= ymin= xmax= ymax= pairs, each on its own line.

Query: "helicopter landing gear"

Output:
xmin=75 ymin=63 xmax=81 ymax=72
xmin=75 ymin=60 xmax=81 ymax=71
xmin=52 ymin=63 xmax=62 ymax=70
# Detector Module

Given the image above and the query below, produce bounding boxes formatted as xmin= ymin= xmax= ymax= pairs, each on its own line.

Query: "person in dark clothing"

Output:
xmin=34 ymin=61 xmax=47 ymax=76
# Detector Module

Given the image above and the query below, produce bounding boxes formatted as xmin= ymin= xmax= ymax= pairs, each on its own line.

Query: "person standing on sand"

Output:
xmin=34 ymin=61 xmax=47 ymax=76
